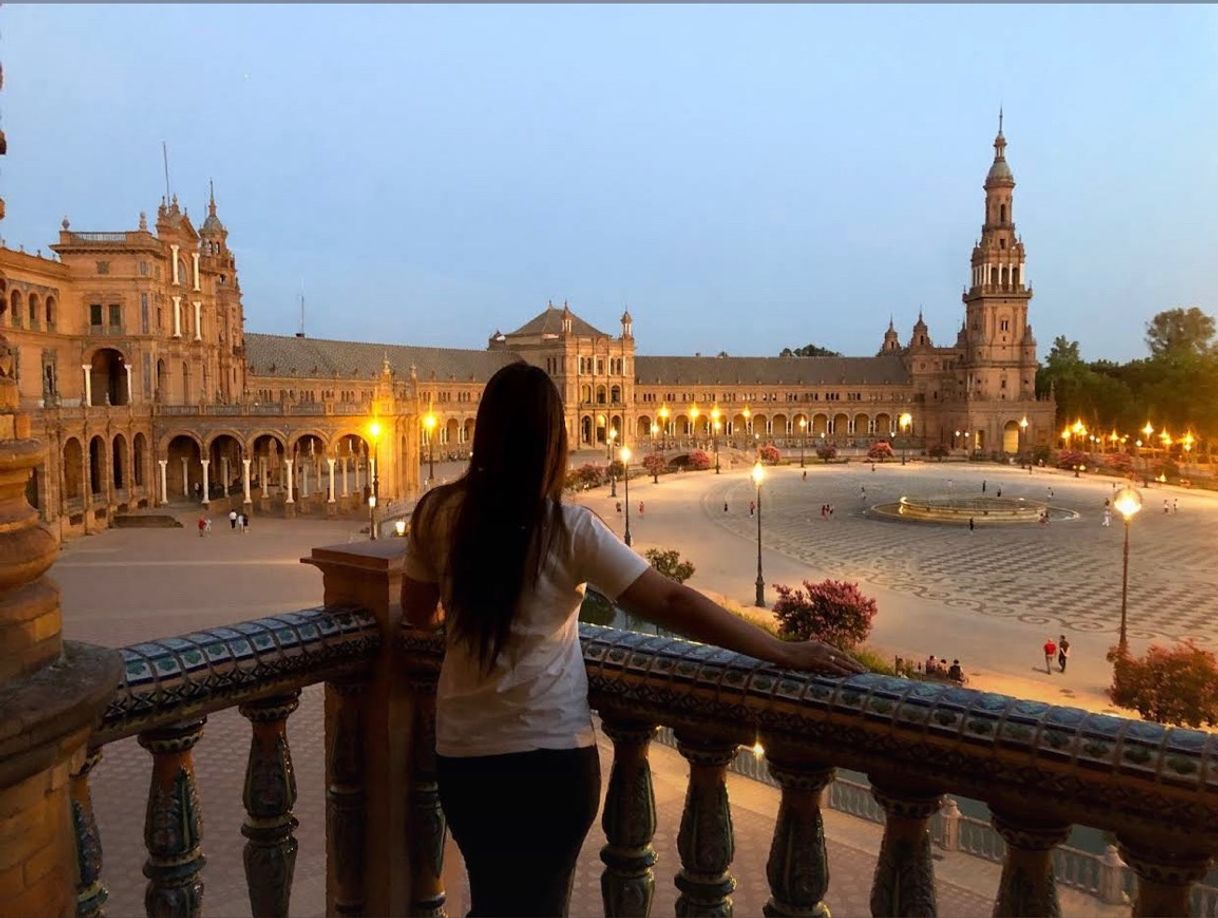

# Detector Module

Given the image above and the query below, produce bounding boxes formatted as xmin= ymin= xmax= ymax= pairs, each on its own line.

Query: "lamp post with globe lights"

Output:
xmin=367 ymin=420 xmax=382 ymax=540
xmin=799 ymin=417 xmax=807 ymax=467
xmin=1019 ymin=416 xmax=1029 ymax=463
xmin=608 ymin=428 xmax=618 ymax=496
xmin=711 ymin=405 xmax=721 ymax=473
xmin=620 ymin=445 xmax=633 ymax=546
xmin=658 ymin=405 xmax=670 ymax=451
xmin=690 ymin=404 xmax=700 ymax=451
xmin=1113 ymin=486 xmax=1143 ymax=654
xmin=422 ymin=410 xmax=437 ymax=487
xmin=752 ymin=461 xmax=766 ymax=607
xmin=743 ymin=405 xmax=752 ymax=446
xmin=898 ymin=413 xmax=912 ymax=465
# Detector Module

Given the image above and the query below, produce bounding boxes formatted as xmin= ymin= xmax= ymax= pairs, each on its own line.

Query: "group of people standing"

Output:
xmin=1042 ymin=635 xmax=1070 ymax=673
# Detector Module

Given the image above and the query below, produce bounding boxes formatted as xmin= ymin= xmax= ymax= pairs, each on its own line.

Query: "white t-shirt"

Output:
xmin=403 ymin=498 xmax=650 ymax=757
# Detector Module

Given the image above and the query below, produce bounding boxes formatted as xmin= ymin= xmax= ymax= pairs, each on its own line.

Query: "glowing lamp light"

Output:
xmin=1142 ymin=422 xmax=1155 ymax=437
xmin=898 ymin=412 xmax=912 ymax=431
xmin=1113 ymin=486 xmax=1143 ymax=521
xmin=368 ymin=420 xmax=383 ymax=440
xmin=1019 ymin=416 xmax=1029 ymax=430
xmin=751 ymin=741 xmax=765 ymax=760
xmin=620 ymin=445 xmax=632 ymax=463
xmin=422 ymin=412 xmax=438 ymax=433
xmin=394 ymin=520 xmax=407 ymax=537
xmin=368 ymin=496 xmax=377 ymax=508
xmin=751 ymin=461 xmax=765 ymax=487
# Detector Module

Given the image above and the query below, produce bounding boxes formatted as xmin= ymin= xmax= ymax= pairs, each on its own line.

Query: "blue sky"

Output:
xmin=3 ymin=4 xmax=1216 ymax=361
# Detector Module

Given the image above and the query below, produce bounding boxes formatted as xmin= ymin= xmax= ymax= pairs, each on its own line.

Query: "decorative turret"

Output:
xmin=909 ymin=310 xmax=932 ymax=349
xmin=561 ymin=300 xmax=573 ymax=336
xmin=967 ymin=110 xmax=1026 ymax=297
xmin=621 ymin=307 xmax=633 ymax=339
xmin=200 ymin=180 xmax=226 ymax=239
xmin=880 ymin=316 xmax=900 ymax=354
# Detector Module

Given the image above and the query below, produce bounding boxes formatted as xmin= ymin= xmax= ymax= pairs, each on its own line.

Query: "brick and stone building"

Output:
xmin=0 ymin=121 xmax=1052 ymax=540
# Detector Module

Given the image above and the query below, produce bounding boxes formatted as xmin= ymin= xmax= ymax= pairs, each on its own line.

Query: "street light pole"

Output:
xmin=711 ymin=406 xmax=721 ymax=474
xmin=752 ymin=461 xmax=765 ymax=608
xmin=621 ymin=445 xmax=632 ymax=546
xmin=1113 ymin=486 xmax=1143 ymax=655
xmin=899 ymin=413 xmax=912 ymax=466
xmin=799 ymin=418 xmax=807 ymax=468
xmin=368 ymin=421 xmax=382 ymax=541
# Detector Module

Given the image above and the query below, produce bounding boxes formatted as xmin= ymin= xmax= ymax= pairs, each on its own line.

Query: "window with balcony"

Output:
xmin=89 ymin=304 xmax=103 ymax=328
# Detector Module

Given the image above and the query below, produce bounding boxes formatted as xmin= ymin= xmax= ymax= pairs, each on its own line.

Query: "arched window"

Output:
xmin=45 ymin=295 xmax=56 ymax=327
xmin=27 ymin=293 xmax=39 ymax=328
xmin=1000 ymin=203 xmax=1007 ymax=223
xmin=9 ymin=290 xmax=21 ymax=327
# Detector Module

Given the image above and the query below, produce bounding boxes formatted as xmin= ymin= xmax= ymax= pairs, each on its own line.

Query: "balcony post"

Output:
xmin=673 ymin=734 xmax=737 ymax=916
xmin=139 ymin=719 xmax=207 ymax=917
xmin=937 ymin=798 xmax=960 ymax=853
xmin=304 ymin=540 xmax=418 ymax=917
xmin=599 ymin=718 xmax=658 ymax=917
xmin=762 ymin=756 xmax=834 ymax=918
xmin=239 ymin=691 xmax=301 ymax=918
xmin=405 ymin=670 xmax=446 ymax=917
xmin=1118 ymin=841 xmax=1213 ymax=918
xmin=990 ymin=810 xmax=1070 ymax=917
xmin=868 ymin=780 xmax=943 ymax=917
xmin=1098 ymin=845 xmax=1128 ymax=906
xmin=70 ymin=749 xmax=107 ymax=918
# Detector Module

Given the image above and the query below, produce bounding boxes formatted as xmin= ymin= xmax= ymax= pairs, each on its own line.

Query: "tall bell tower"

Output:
xmin=961 ymin=112 xmax=1037 ymax=401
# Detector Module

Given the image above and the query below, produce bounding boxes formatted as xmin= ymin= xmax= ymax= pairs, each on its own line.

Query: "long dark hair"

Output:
xmin=422 ymin=361 xmax=569 ymax=671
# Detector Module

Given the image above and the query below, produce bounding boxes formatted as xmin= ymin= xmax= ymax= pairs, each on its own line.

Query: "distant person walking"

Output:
xmin=723 ymin=501 xmax=729 ymax=513
xmin=1164 ymin=499 xmax=1170 ymax=514
xmin=197 ymin=516 xmax=206 ymax=538
xmin=1047 ymin=487 xmax=1054 ymax=500
xmin=229 ymin=509 xmax=238 ymax=531
xmin=1173 ymin=498 xmax=1179 ymax=513
xmin=1043 ymin=637 xmax=1057 ymax=674
xmin=638 ymin=501 xmax=644 ymax=517
xmin=204 ymin=517 xmax=213 ymax=535
xmin=859 ymin=486 xmax=866 ymax=501
xmin=615 ymin=502 xmax=622 ymax=515
xmin=982 ymin=480 xmax=987 ymax=494
xmin=997 ymin=486 xmax=1002 ymax=498
xmin=240 ymin=512 xmax=250 ymax=533
xmin=802 ymin=470 xmax=807 ymax=481
xmin=1102 ymin=509 xmax=1111 ymax=527
xmin=968 ymin=517 xmax=975 ymax=532
xmin=1058 ymin=635 xmax=1070 ymax=673
xmin=749 ymin=500 xmax=755 ymax=518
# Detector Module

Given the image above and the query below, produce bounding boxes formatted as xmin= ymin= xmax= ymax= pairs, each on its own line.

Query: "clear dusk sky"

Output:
xmin=3 ymin=4 xmax=1216 ymax=362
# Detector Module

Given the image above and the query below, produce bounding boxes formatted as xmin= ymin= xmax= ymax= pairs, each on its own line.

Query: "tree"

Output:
xmin=688 ymin=450 xmax=713 ymax=471
xmin=607 ymin=459 xmax=625 ymax=479
xmin=1145 ymin=307 xmax=1215 ymax=359
xmin=644 ymin=548 xmax=695 ymax=584
xmin=643 ymin=452 xmax=666 ymax=483
xmin=1108 ymin=642 xmax=1218 ymax=727
xmin=771 ymin=579 xmax=878 ymax=651
xmin=565 ymin=463 xmax=604 ymax=491
xmin=780 ymin=343 xmax=843 ymax=358
xmin=815 ymin=445 xmax=837 ymax=462
xmin=758 ymin=444 xmax=781 ymax=464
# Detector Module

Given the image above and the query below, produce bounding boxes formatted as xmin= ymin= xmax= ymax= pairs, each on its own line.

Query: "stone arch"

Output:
xmin=832 ymin=413 xmax=850 ymax=436
xmin=88 ymin=347 xmax=129 ymax=406
xmin=793 ymin=413 xmax=809 ymax=437
xmin=289 ymin=430 xmax=331 ymax=454
xmin=610 ymin=385 xmax=622 ymax=404
xmin=157 ymin=429 xmax=203 ymax=457
xmin=594 ymin=413 xmax=608 ymax=445
xmin=111 ymin=433 xmax=127 ymax=490
xmin=772 ymin=413 xmax=788 ymax=436
xmin=581 ymin=415 xmax=593 ymax=446
xmin=812 ymin=413 xmax=829 ymax=436
xmin=27 ymin=292 xmax=39 ymax=328
xmin=445 ymin=418 xmax=460 ymax=446
xmin=854 ymin=413 xmax=870 ymax=435
xmin=165 ymin=434 xmax=202 ymax=500
xmin=596 ymin=385 xmax=607 ymax=405
xmin=636 ymin=415 xmax=652 ymax=440
xmin=44 ymin=294 xmax=56 ymax=327
xmin=63 ymin=437 xmax=83 ymax=502
xmin=88 ymin=435 xmax=106 ymax=497
xmin=751 ymin=414 xmax=767 ymax=437
xmin=207 ymin=433 xmax=244 ymax=497
xmin=580 ymin=384 xmax=592 ymax=403
xmin=252 ymin=433 xmax=289 ymax=493
xmin=1003 ymin=419 xmax=1021 ymax=454
xmin=8 ymin=289 xmax=20 ymax=326
xmin=875 ymin=412 xmax=892 ymax=435
xmin=133 ymin=433 xmax=147 ymax=488
xmin=463 ymin=418 xmax=475 ymax=443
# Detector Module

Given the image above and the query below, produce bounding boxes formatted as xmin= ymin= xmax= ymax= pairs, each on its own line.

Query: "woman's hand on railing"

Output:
xmin=776 ymin=639 xmax=868 ymax=677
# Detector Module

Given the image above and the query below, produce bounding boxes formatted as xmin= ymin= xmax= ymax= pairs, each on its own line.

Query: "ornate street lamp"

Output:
xmin=367 ymin=420 xmax=382 ymax=541
xmin=690 ymin=404 xmax=700 ymax=451
xmin=898 ymin=412 xmax=912 ymax=465
xmin=743 ymin=405 xmax=752 ymax=445
xmin=1019 ymin=415 xmax=1029 ymax=462
xmin=607 ymin=428 xmax=618 ymax=496
xmin=658 ymin=405 xmax=670 ymax=451
xmin=620 ymin=445 xmax=632 ymax=546
xmin=799 ymin=417 xmax=807 ymax=468
xmin=422 ymin=409 xmax=438 ymax=487
xmin=752 ymin=461 xmax=766 ymax=607
xmin=711 ymin=405 xmax=721 ymax=474
xmin=1113 ymin=486 xmax=1143 ymax=654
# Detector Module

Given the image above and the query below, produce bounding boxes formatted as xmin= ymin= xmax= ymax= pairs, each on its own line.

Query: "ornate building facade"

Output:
xmin=0 ymin=123 xmax=1052 ymax=540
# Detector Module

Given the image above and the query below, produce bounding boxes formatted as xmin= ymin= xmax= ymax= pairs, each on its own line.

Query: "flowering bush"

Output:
xmin=1108 ymin=642 xmax=1218 ymax=727
xmin=607 ymin=459 xmax=625 ymax=479
xmin=758 ymin=444 xmax=781 ymax=465
xmin=771 ymin=579 xmax=878 ymax=651
xmin=643 ymin=548 xmax=695 ymax=584
xmin=565 ymin=463 xmax=604 ymax=491
xmin=1104 ymin=452 xmax=1135 ymax=474
xmin=1055 ymin=449 xmax=1090 ymax=470
xmin=815 ymin=445 xmax=838 ymax=462
xmin=643 ymin=453 xmax=667 ymax=481
xmin=688 ymin=449 xmax=713 ymax=471
xmin=867 ymin=441 xmax=895 ymax=461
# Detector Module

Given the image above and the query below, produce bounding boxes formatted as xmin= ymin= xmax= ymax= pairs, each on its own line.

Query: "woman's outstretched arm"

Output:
xmin=615 ymin=569 xmax=866 ymax=677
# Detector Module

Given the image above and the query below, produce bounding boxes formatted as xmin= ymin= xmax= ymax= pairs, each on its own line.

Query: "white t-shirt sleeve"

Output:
xmin=572 ymin=506 xmax=650 ymax=601
xmin=403 ymin=521 xmax=439 ymax=583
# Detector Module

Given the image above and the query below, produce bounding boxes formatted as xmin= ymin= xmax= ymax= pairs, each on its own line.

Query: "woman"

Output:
xmin=401 ymin=363 xmax=863 ymax=916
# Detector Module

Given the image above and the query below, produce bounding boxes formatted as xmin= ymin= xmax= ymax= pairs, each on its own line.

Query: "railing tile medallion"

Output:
xmin=99 ymin=606 xmax=378 ymax=742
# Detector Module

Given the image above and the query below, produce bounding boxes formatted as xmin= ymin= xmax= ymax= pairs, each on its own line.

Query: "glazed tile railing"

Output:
xmin=404 ymin=621 xmax=1218 ymax=918
xmin=70 ymin=606 xmax=378 ymax=918
xmin=71 ymin=542 xmax=1218 ymax=917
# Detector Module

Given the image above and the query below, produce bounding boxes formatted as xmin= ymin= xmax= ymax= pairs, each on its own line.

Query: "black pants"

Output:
xmin=437 ymin=745 xmax=601 ymax=917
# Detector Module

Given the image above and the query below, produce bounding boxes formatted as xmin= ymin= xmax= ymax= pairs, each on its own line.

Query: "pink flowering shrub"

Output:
xmin=771 ymin=579 xmax=878 ymax=651
xmin=867 ymin=441 xmax=895 ymax=461
xmin=688 ymin=450 xmax=713 ymax=471
xmin=759 ymin=444 xmax=781 ymax=465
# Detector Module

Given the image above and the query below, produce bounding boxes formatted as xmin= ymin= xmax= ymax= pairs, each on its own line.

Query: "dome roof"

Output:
xmin=986 ymin=156 xmax=1014 ymax=185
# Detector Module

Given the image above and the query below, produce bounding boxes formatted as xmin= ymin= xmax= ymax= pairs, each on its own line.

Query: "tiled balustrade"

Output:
xmin=70 ymin=541 xmax=1218 ymax=918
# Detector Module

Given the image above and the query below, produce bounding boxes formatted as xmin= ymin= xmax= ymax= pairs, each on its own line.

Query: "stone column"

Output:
xmin=341 ymin=456 xmax=350 ymax=498
xmin=172 ymin=296 xmax=182 ymax=338
xmin=284 ymin=459 xmax=295 ymax=504
xmin=242 ymin=458 xmax=252 ymax=507
xmin=171 ymin=243 xmax=181 ymax=284
xmin=327 ymin=458 xmax=336 ymax=503
xmin=0 ymin=333 xmax=122 ymax=918
xmin=181 ymin=457 xmax=189 ymax=499
xmin=354 ymin=458 xmax=362 ymax=494
xmin=191 ymin=252 xmax=201 ymax=291
xmin=869 ymin=780 xmax=943 ymax=917
xmin=81 ymin=364 xmax=92 ymax=407
xmin=158 ymin=459 xmax=168 ymax=505
xmin=301 ymin=463 xmax=310 ymax=500
xmin=1119 ymin=841 xmax=1213 ymax=917
xmin=193 ymin=301 xmax=202 ymax=341
xmin=259 ymin=457 xmax=268 ymax=499
xmin=124 ymin=364 xmax=133 ymax=405
xmin=200 ymin=459 xmax=210 ymax=506
xmin=991 ymin=810 xmax=1071 ymax=917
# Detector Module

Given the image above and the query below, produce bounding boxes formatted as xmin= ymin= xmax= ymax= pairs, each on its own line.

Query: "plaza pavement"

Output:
xmin=51 ymin=459 xmax=1182 ymax=915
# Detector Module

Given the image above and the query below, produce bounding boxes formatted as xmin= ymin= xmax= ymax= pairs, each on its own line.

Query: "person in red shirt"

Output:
xmin=1043 ymin=638 xmax=1057 ymax=674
